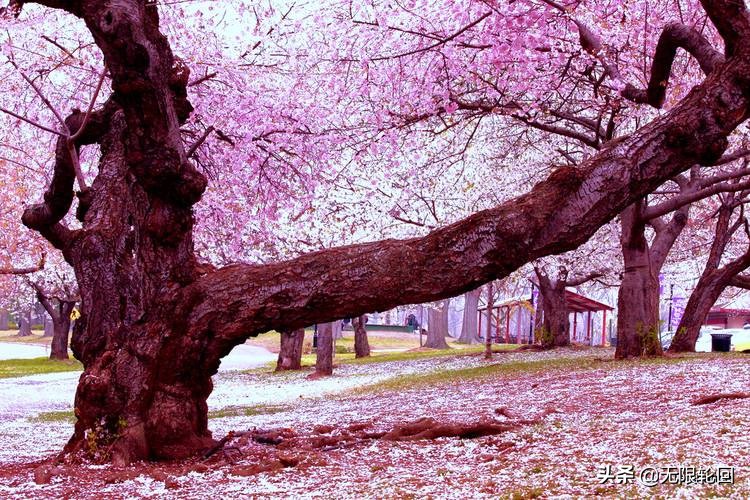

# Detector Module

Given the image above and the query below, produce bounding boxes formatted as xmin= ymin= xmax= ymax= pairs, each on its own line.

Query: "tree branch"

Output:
xmin=0 ymin=253 xmax=45 ymax=275
xmin=729 ymin=274 xmax=750 ymax=289
xmin=621 ymin=22 xmax=724 ymax=108
xmin=180 ymin=49 xmax=750 ymax=367
xmin=566 ymin=270 xmax=606 ymax=288
xmin=643 ymin=177 xmax=750 ymax=220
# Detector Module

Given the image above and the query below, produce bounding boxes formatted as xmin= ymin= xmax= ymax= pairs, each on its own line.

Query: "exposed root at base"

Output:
xmin=199 ymin=408 xmax=555 ymax=477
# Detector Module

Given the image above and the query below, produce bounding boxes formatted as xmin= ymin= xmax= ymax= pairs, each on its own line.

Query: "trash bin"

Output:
xmin=711 ymin=333 xmax=733 ymax=352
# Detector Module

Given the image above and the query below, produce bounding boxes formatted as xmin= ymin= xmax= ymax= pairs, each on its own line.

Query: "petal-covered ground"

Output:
xmin=1 ymin=348 xmax=749 ymax=498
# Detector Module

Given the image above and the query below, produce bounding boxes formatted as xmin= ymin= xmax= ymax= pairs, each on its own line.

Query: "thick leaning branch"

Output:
xmin=182 ymin=45 xmax=750 ymax=366
xmin=699 ymin=0 xmax=750 ymax=56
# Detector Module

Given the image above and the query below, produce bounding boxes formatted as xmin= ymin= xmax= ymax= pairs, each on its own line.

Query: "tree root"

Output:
xmin=367 ymin=417 xmax=515 ymax=441
xmin=692 ymin=392 xmax=750 ymax=405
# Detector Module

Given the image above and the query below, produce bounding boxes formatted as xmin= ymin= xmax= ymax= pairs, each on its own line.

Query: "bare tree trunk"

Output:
xmin=276 ymin=328 xmax=305 ymax=371
xmin=0 ymin=309 xmax=8 ymax=330
xmin=315 ymin=322 xmax=334 ymax=376
xmin=353 ymin=315 xmax=370 ymax=358
xmin=542 ymin=287 xmax=569 ymax=348
xmin=615 ymin=204 xmax=662 ymax=358
xmin=425 ymin=300 xmax=450 ymax=349
xmin=332 ymin=320 xmax=343 ymax=340
xmin=457 ymin=288 xmax=481 ymax=344
xmin=485 ymin=283 xmax=494 ymax=359
xmin=49 ymin=303 xmax=75 ymax=361
xmin=535 ymin=273 xmax=569 ymax=348
xmin=670 ymin=200 xmax=750 ymax=352
xmin=16 ymin=309 xmax=32 ymax=337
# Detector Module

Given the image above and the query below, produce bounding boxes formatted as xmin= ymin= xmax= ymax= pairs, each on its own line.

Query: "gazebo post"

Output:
xmin=505 ymin=305 xmax=511 ymax=343
xmin=515 ymin=305 xmax=522 ymax=343
xmin=572 ymin=312 xmax=577 ymax=343
xmin=601 ymin=310 xmax=607 ymax=346
xmin=586 ymin=310 xmax=592 ymax=345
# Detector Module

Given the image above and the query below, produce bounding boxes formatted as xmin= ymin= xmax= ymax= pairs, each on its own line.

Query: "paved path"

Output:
xmin=0 ymin=342 xmax=277 ymax=420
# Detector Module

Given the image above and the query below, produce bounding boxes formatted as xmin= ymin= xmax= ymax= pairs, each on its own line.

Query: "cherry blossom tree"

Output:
xmin=1 ymin=0 xmax=750 ymax=465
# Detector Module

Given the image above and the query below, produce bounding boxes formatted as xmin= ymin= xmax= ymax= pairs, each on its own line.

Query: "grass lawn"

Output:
xmin=300 ymin=342 xmax=520 ymax=366
xmin=0 ymin=357 xmax=82 ymax=379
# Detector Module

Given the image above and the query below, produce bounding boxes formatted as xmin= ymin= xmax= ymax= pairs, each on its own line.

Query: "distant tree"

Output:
xmin=315 ymin=322 xmax=335 ymax=376
xmin=353 ymin=315 xmax=370 ymax=358
xmin=424 ymin=300 xmax=450 ymax=349
xmin=456 ymin=288 xmax=481 ymax=344
xmin=276 ymin=328 xmax=305 ymax=371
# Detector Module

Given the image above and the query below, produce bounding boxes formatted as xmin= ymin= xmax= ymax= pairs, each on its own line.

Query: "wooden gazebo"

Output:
xmin=477 ymin=290 xmax=613 ymax=345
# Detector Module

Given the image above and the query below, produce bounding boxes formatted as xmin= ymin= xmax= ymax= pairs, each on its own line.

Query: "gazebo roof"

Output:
xmin=565 ymin=290 xmax=613 ymax=313
xmin=478 ymin=290 xmax=613 ymax=313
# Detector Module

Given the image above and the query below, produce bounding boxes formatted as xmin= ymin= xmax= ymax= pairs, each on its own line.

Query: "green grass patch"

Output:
xmin=297 ymin=343 xmax=521 ymax=367
xmin=31 ymin=410 xmax=76 ymax=423
xmin=208 ymin=404 xmax=289 ymax=419
xmin=363 ymin=351 xmax=711 ymax=393
xmin=0 ymin=357 xmax=82 ymax=379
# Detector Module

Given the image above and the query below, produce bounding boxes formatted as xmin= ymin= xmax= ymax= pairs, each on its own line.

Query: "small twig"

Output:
xmin=10 ymin=60 xmax=68 ymax=131
xmin=188 ymin=71 xmax=218 ymax=87
xmin=70 ymin=69 xmax=107 ymax=142
xmin=0 ymin=107 xmax=64 ymax=136
xmin=0 ymin=252 xmax=46 ymax=275
xmin=41 ymin=35 xmax=76 ymax=59
xmin=187 ymin=126 xmax=215 ymax=158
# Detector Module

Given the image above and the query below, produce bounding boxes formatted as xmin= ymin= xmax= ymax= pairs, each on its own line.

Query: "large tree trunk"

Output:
xmin=49 ymin=303 xmax=75 ymax=361
xmin=535 ymin=273 xmax=569 ymax=348
xmin=16 ymin=309 xmax=32 ymax=337
xmin=276 ymin=328 xmax=304 ymax=371
xmin=17 ymin=3 xmax=213 ymax=464
xmin=542 ymin=288 xmax=568 ymax=348
xmin=315 ymin=322 xmax=334 ymax=376
xmin=14 ymin=0 xmax=750 ymax=465
xmin=425 ymin=300 xmax=450 ymax=349
xmin=353 ymin=315 xmax=370 ymax=358
xmin=456 ymin=288 xmax=481 ymax=344
xmin=615 ymin=204 xmax=662 ymax=358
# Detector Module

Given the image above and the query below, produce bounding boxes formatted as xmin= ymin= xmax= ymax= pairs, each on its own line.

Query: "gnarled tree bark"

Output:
xmin=615 ymin=200 xmax=690 ymax=357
